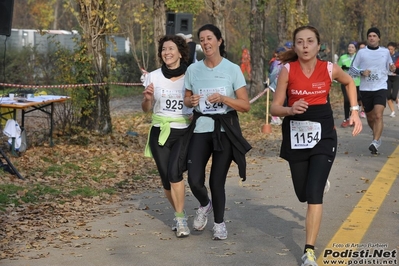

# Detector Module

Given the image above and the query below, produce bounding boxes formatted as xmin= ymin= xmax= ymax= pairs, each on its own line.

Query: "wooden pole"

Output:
xmin=262 ymin=87 xmax=272 ymax=133
xmin=266 ymin=88 xmax=269 ymax=124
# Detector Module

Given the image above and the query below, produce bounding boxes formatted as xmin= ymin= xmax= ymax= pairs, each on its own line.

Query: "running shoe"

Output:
xmin=212 ymin=222 xmax=228 ymax=240
xmin=171 ymin=219 xmax=177 ymax=231
xmin=368 ymin=140 xmax=380 ymax=155
xmin=193 ymin=201 xmax=213 ymax=231
xmin=340 ymin=120 xmax=350 ymax=128
xmin=324 ymin=179 xmax=330 ymax=194
xmin=175 ymin=217 xmax=190 ymax=237
xmin=360 ymin=111 xmax=366 ymax=118
xmin=301 ymin=248 xmax=318 ymax=266
xmin=390 ymin=111 xmax=396 ymax=118
xmin=270 ymin=116 xmax=282 ymax=125
xmin=172 ymin=210 xmax=186 ymax=231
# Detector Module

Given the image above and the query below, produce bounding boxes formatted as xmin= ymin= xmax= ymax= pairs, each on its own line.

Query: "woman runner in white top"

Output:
xmin=142 ymin=35 xmax=192 ymax=238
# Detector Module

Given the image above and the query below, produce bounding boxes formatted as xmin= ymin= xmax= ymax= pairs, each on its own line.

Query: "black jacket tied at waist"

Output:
xmin=179 ymin=110 xmax=252 ymax=181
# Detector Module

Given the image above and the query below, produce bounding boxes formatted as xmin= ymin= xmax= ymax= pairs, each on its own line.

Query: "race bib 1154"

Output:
xmin=290 ymin=120 xmax=321 ymax=149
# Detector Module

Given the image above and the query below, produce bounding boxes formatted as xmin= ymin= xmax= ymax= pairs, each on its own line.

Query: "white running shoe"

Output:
xmin=369 ymin=140 xmax=381 ymax=155
xmin=193 ymin=201 xmax=213 ymax=231
xmin=360 ymin=111 xmax=366 ymax=118
xmin=212 ymin=222 xmax=228 ymax=240
xmin=175 ymin=217 xmax=190 ymax=237
xmin=390 ymin=111 xmax=396 ymax=118
xmin=172 ymin=210 xmax=186 ymax=231
xmin=270 ymin=116 xmax=282 ymax=125
xmin=171 ymin=219 xmax=177 ymax=231
xmin=301 ymin=248 xmax=318 ymax=266
xmin=324 ymin=180 xmax=330 ymax=194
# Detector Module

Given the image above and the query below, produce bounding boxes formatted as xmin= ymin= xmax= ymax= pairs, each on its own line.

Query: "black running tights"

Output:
xmin=288 ymin=154 xmax=333 ymax=204
xmin=187 ymin=132 xmax=233 ymax=223
xmin=149 ymin=126 xmax=186 ymax=190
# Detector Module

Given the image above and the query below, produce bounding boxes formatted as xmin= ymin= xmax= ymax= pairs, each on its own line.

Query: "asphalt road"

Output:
xmin=3 ymin=107 xmax=399 ymax=266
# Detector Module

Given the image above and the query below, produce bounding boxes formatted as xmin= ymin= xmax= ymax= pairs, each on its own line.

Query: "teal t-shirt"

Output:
xmin=184 ymin=58 xmax=247 ymax=133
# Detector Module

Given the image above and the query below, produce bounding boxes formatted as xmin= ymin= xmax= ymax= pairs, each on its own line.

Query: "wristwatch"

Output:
xmin=350 ymin=105 xmax=360 ymax=111
xmin=360 ymin=70 xmax=364 ymax=76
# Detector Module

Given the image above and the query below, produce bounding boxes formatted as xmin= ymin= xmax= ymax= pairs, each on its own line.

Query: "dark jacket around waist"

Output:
xmin=179 ymin=110 xmax=252 ymax=181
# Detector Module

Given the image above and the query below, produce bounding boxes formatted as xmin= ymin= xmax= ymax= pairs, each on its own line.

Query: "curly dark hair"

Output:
xmin=157 ymin=35 xmax=189 ymax=65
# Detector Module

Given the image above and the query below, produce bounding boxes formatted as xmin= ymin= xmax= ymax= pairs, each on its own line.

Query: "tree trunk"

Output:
xmin=276 ymin=1 xmax=287 ymax=45
xmin=76 ymin=0 xmax=112 ymax=134
xmin=120 ymin=1 xmax=151 ymax=72
xmin=204 ymin=0 xmax=226 ymax=48
xmin=153 ymin=0 xmax=166 ymax=68
xmin=53 ymin=0 xmax=59 ymax=30
xmin=249 ymin=0 xmax=266 ymax=97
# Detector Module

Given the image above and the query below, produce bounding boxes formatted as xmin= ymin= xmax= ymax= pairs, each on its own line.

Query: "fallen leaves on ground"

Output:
xmin=0 ymin=98 xmax=283 ymax=261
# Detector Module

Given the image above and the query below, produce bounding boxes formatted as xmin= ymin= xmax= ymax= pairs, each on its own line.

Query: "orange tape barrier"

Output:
xmin=0 ymin=82 xmax=143 ymax=89
xmin=249 ymin=88 xmax=269 ymax=104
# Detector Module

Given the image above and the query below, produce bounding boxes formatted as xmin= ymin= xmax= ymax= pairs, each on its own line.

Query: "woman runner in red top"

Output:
xmin=271 ymin=25 xmax=362 ymax=266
